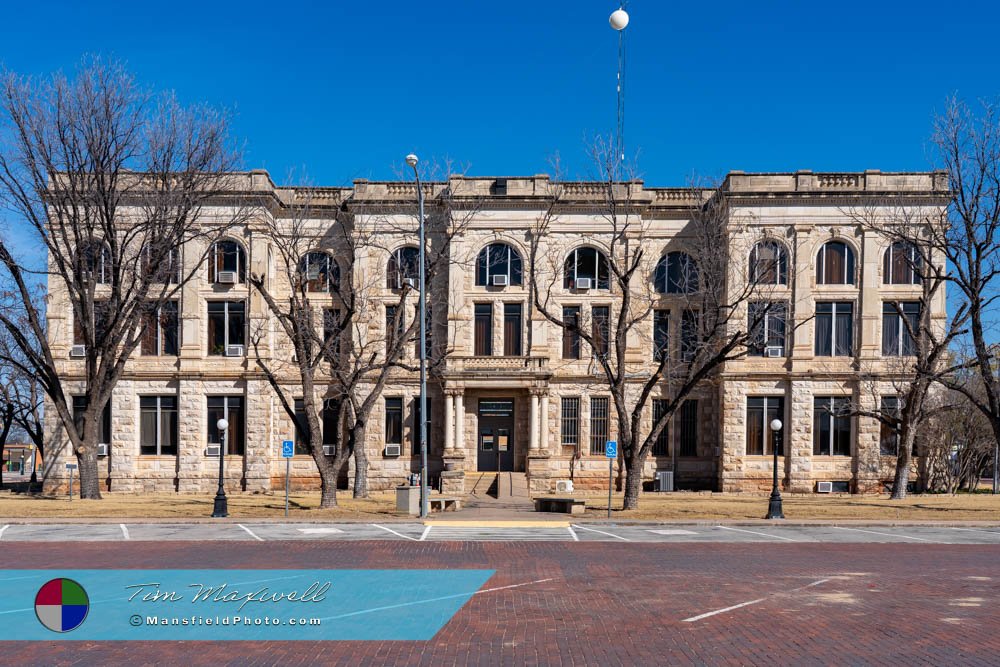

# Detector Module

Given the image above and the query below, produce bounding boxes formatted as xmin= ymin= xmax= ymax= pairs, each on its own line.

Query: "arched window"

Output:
xmin=209 ymin=239 xmax=246 ymax=284
xmin=387 ymin=246 xmax=420 ymax=289
xmin=883 ymin=241 xmax=922 ymax=285
xmin=749 ymin=240 xmax=788 ymax=285
xmin=476 ymin=243 xmax=523 ymax=286
xmin=816 ymin=241 xmax=856 ymax=285
xmin=80 ymin=241 xmax=111 ymax=284
xmin=655 ymin=251 xmax=699 ymax=294
xmin=298 ymin=252 xmax=339 ymax=292
xmin=563 ymin=247 xmax=610 ymax=290
xmin=142 ymin=244 xmax=179 ymax=284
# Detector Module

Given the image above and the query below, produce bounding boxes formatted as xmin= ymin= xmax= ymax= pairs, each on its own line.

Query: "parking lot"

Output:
xmin=2 ymin=521 xmax=1000 ymax=543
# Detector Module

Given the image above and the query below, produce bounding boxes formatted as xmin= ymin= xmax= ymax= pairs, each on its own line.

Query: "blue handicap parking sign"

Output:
xmin=605 ymin=441 xmax=617 ymax=458
xmin=282 ymin=440 xmax=295 ymax=458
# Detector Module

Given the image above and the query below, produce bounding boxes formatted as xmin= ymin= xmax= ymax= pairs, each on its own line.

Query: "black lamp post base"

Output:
xmin=765 ymin=491 xmax=784 ymax=520
xmin=211 ymin=489 xmax=228 ymax=518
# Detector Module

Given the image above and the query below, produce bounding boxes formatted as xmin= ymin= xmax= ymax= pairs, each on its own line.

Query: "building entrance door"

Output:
xmin=477 ymin=399 xmax=515 ymax=472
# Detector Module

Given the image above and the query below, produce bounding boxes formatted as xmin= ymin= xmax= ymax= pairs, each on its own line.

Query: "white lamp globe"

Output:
xmin=217 ymin=418 xmax=229 ymax=432
xmin=770 ymin=419 xmax=783 ymax=432
xmin=405 ymin=154 xmax=419 ymax=167
xmin=609 ymin=8 xmax=629 ymax=31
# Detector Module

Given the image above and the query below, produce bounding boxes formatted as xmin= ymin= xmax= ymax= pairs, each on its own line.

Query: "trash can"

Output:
xmin=396 ymin=485 xmax=421 ymax=515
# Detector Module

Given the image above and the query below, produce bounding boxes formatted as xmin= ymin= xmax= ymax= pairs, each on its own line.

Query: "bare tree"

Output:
xmin=0 ymin=58 xmax=246 ymax=499
xmin=248 ymin=171 xmax=477 ymax=502
xmin=529 ymin=139 xmax=776 ymax=509
xmin=917 ymin=97 xmax=1000 ymax=494
xmin=843 ymin=200 xmax=966 ymax=498
xmin=919 ymin=382 xmax=993 ymax=493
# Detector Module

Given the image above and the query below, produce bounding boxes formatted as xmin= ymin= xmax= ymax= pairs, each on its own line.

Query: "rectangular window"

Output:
xmin=141 ymin=301 xmax=179 ymax=356
xmin=207 ymin=396 xmax=244 ymax=455
xmin=72 ymin=396 xmax=111 ymax=444
xmin=503 ymin=303 xmax=522 ymax=356
xmin=748 ymin=302 xmax=787 ymax=356
xmin=561 ymin=397 xmax=580 ymax=449
xmin=679 ymin=399 xmax=698 ymax=457
xmin=653 ymin=310 xmax=670 ymax=362
xmin=321 ymin=398 xmax=341 ymax=455
xmin=385 ymin=397 xmax=403 ymax=445
xmin=474 ymin=303 xmax=493 ymax=356
xmin=592 ymin=305 xmax=610 ymax=360
xmin=589 ymin=397 xmax=609 ymax=455
xmin=73 ymin=301 xmax=111 ymax=345
xmin=292 ymin=399 xmax=312 ymax=455
xmin=412 ymin=397 xmax=432 ymax=455
xmin=880 ymin=396 xmax=900 ymax=456
xmin=882 ymin=302 xmax=920 ymax=356
xmin=139 ymin=396 xmax=178 ymax=456
xmin=746 ymin=397 xmax=784 ymax=456
xmin=813 ymin=397 xmax=852 ymax=456
xmin=385 ymin=305 xmax=404 ymax=356
xmin=562 ymin=306 xmax=581 ymax=359
xmin=207 ymin=301 xmax=245 ymax=355
xmin=681 ymin=310 xmax=698 ymax=362
xmin=652 ymin=399 xmax=670 ymax=456
xmin=815 ymin=302 xmax=853 ymax=357
xmin=323 ymin=308 xmax=341 ymax=361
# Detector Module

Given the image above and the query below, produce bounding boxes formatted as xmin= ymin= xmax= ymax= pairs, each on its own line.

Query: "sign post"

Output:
xmin=65 ymin=463 xmax=78 ymax=501
xmin=605 ymin=441 xmax=617 ymax=519
xmin=281 ymin=440 xmax=295 ymax=517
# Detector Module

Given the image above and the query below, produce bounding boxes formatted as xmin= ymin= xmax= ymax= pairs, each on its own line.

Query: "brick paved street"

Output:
xmin=1 ymin=541 xmax=998 ymax=666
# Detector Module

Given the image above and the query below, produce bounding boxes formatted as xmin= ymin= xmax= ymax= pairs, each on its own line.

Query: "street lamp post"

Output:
xmin=212 ymin=418 xmax=229 ymax=518
xmin=609 ymin=5 xmax=629 ymax=168
xmin=406 ymin=153 xmax=429 ymax=520
xmin=766 ymin=418 xmax=784 ymax=519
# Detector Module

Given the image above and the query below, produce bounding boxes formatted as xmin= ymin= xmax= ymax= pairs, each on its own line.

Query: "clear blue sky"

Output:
xmin=0 ymin=0 xmax=996 ymax=186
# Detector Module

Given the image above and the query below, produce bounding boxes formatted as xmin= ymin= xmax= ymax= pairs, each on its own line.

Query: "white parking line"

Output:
xmin=715 ymin=525 xmax=798 ymax=542
xmin=833 ymin=526 xmax=939 ymax=542
xmin=683 ymin=578 xmax=829 ymax=622
xmin=572 ymin=524 xmax=630 ymax=541
xmin=567 ymin=526 xmax=580 ymax=541
xmin=371 ymin=523 xmax=418 ymax=541
xmin=950 ymin=527 xmax=1000 ymax=536
xmin=0 ymin=525 xmax=9 ymax=541
xmin=237 ymin=524 xmax=265 ymax=541
xmin=419 ymin=526 xmax=431 ymax=541
xmin=120 ymin=524 xmax=130 ymax=540
xmin=297 ymin=528 xmax=344 ymax=534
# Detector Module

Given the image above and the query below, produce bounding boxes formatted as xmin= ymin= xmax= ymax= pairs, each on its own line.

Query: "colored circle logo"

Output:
xmin=34 ymin=578 xmax=89 ymax=633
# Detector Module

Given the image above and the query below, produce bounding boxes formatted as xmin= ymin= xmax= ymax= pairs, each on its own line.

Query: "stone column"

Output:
xmin=454 ymin=392 xmax=464 ymax=453
xmin=529 ymin=392 xmax=539 ymax=451
xmin=444 ymin=392 xmax=455 ymax=452
xmin=540 ymin=393 xmax=549 ymax=453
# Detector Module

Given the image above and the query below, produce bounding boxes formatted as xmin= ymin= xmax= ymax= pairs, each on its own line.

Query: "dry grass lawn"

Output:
xmin=577 ymin=491 xmax=1000 ymax=521
xmin=0 ymin=490 xmax=397 ymax=519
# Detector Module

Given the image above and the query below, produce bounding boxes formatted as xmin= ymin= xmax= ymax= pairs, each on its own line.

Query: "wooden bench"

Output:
xmin=534 ymin=497 xmax=587 ymax=515
xmin=428 ymin=497 xmax=461 ymax=512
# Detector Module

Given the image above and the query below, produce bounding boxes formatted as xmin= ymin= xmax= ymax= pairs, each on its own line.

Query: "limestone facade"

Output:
xmin=43 ymin=170 xmax=950 ymax=494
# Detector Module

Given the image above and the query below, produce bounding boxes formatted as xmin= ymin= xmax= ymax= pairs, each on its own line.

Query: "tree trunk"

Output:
xmin=889 ymin=430 xmax=914 ymax=500
xmin=622 ymin=455 xmax=643 ymax=510
xmin=351 ymin=423 xmax=369 ymax=499
xmin=76 ymin=445 xmax=102 ymax=499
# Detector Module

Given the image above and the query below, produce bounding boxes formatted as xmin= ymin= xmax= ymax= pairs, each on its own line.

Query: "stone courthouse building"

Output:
xmin=44 ymin=170 xmax=949 ymax=495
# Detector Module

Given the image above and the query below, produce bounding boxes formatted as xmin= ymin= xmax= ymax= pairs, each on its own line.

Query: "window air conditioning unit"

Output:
xmin=764 ymin=346 xmax=784 ymax=358
xmin=205 ymin=444 xmax=221 ymax=457
xmin=384 ymin=443 xmax=401 ymax=457
xmin=491 ymin=274 xmax=509 ymax=286
xmin=555 ymin=479 xmax=574 ymax=493
xmin=70 ymin=345 xmax=87 ymax=358
xmin=226 ymin=344 xmax=245 ymax=357
xmin=399 ymin=277 xmax=417 ymax=289
xmin=96 ymin=443 xmax=110 ymax=457
xmin=816 ymin=481 xmax=833 ymax=493
xmin=322 ymin=445 xmax=336 ymax=456
xmin=655 ymin=471 xmax=674 ymax=492
xmin=575 ymin=278 xmax=593 ymax=290
xmin=217 ymin=270 xmax=237 ymax=284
